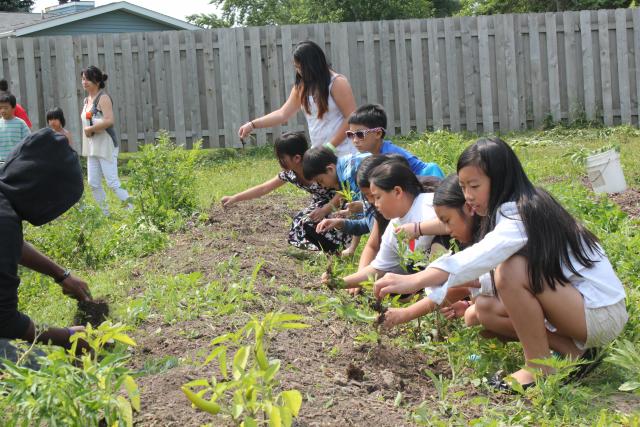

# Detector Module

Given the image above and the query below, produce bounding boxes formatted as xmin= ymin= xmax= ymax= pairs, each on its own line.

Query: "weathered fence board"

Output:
xmin=1 ymin=9 xmax=638 ymax=151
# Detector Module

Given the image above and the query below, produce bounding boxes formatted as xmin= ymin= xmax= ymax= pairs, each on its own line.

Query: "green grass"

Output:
xmin=12 ymin=124 xmax=640 ymax=425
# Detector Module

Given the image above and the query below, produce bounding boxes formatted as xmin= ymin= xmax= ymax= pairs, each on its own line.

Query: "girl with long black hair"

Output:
xmin=374 ymin=137 xmax=627 ymax=390
xmin=330 ymin=160 xmax=445 ymax=294
xmin=238 ymin=41 xmax=357 ymax=156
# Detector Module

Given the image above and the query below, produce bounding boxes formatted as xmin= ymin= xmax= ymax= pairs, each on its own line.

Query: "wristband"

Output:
xmin=324 ymin=142 xmax=337 ymax=153
xmin=250 ymin=120 xmax=256 ymax=130
xmin=55 ymin=269 xmax=71 ymax=284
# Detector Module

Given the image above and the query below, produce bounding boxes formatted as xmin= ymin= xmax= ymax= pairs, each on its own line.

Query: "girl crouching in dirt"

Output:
xmin=221 ymin=131 xmax=351 ymax=253
xmin=379 ymin=174 xmax=478 ymax=328
xmin=324 ymin=161 xmax=459 ymax=301
xmin=374 ymin=137 xmax=628 ymax=392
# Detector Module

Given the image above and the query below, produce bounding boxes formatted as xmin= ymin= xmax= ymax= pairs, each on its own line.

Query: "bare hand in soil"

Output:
xmin=347 ymin=287 xmax=361 ymax=296
xmin=440 ymin=301 xmax=470 ymax=320
xmin=380 ymin=307 xmax=410 ymax=329
xmin=220 ymin=196 xmax=236 ymax=208
xmin=60 ymin=275 xmax=92 ymax=302
xmin=340 ymin=246 xmax=356 ymax=258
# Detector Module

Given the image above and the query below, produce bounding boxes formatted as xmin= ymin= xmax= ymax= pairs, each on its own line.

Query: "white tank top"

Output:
xmin=303 ymin=74 xmax=356 ymax=157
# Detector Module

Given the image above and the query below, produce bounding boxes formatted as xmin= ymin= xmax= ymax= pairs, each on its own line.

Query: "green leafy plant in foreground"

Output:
xmin=606 ymin=340 xmax=640 ymax=393
xmin=0 ymin=322 xmax=139 ymax=427
xmin=182 ymin=312 xmax=309 ymax=426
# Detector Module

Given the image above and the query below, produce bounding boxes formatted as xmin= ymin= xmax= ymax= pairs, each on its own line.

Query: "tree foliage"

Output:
xmin=187 ymin=0 xmax=636 ymax=27
xmin=458 ymin=0 xmax=634 ymax=15
xmin=0 ymin=0 xmax=34 ymax=12
xmin=190 ymin=0 xmax=459 ymax=27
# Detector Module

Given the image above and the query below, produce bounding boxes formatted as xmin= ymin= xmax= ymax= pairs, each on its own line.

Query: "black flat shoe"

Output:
xmin=564 ymin=347 xmax=603 ymax=383
xmin=489 ymin=372 xmax=535 ymax=394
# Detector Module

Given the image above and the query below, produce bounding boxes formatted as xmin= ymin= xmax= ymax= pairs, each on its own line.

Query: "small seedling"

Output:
xmin=323 ymin=255 xmax=347 ymax=290
xmin=336 ymin=180 xmax=357 ymax=205
xmin=182 ymin=312 xmax=308 ymax=426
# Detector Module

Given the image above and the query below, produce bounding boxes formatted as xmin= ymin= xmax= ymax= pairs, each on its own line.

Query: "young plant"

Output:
xmin=182 ymin=312 xmax=308 ymax=426
xmin=127 ymin=131 xmax=202 ymax=232
xmin=605 ymin=340 xmax=640 ymax=393
xmin=0 ymin=322 xmax=139 ymax=427
xmin=394 ymin=227 xmax=428 ymax=273
xmin=336 ymin=180 xmax=356 ymax=205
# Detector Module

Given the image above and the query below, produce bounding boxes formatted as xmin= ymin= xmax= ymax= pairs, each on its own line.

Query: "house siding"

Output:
xmin=23 ymin=10 xmax=179 ymax=36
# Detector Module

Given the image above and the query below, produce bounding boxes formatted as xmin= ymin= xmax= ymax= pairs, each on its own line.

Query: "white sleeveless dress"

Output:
xmin=303 ymin=74 xmax=356 ymax=157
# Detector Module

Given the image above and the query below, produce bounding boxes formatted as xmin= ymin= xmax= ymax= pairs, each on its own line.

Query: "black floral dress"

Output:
xmin=278 ymin=170 xmax=352 ymax=252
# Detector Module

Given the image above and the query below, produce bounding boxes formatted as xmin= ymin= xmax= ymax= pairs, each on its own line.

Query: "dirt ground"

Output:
xmin=609 ymin=187 xmax=640 ymax=219
xmin=130 ymin=195 xmax=452 ymax=426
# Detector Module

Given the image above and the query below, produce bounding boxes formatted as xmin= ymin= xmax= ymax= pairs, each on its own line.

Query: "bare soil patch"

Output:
xmin=129 ymin=195 xmax=451 ymax=426
xmin=608 ymin=188 xmax=640 ymax=219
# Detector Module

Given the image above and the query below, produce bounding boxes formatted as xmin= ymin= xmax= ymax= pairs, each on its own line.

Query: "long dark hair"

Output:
xmin=293 ymin=41 xmax=331 ymax=119
xmin=369 ymin=161 xmax=426 ymax=198
xmin=457 ymin=137 xmax=601 ymax=293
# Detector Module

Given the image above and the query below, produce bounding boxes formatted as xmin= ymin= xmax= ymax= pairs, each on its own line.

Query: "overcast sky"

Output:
xmin=32 ymin=0 xmax=220 ymax=22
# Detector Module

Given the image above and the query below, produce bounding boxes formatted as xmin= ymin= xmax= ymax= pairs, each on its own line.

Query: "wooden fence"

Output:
xmin=1 ymin=8 xmax=639 ymax=152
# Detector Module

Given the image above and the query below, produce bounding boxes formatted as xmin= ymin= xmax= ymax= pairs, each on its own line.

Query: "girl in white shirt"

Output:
xmin=374 ymin=137 xmax=628 ymax=390
xmin=334 ymin=161 xmax=454 ymax=303
xmin=382 ymin=174 xmax=478 ymax=328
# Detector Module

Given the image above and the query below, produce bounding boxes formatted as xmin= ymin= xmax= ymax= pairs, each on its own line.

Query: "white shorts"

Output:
xmin=574 ymin=299 xmax=628 ymax=350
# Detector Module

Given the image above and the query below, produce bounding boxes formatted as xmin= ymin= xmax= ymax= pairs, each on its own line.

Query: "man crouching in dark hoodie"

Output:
xmin=0 ymin=128 xmax=92 ymax=351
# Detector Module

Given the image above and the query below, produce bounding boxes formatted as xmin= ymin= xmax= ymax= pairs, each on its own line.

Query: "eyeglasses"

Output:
xmin=345 ymin=127 xmax=385 ymax=140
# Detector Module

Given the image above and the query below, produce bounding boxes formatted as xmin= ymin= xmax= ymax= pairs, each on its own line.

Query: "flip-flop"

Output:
xmin=489 ymin=372 xmax=535 ymax=394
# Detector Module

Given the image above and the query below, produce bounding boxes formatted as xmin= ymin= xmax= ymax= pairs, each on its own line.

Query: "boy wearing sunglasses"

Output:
xmin=347 ymin=104 xmax=444 ymax=178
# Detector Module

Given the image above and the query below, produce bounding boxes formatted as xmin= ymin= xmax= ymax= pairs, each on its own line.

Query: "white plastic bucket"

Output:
xmin=586 ymin=149 xmax=627 ymax=194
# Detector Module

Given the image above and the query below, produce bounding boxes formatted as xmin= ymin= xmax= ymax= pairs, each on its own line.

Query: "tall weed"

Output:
xmin=127 ymin=131 xmax=201 ymax=232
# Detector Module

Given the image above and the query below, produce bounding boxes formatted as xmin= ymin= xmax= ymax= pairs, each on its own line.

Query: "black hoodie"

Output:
xmin=0 ymin=128 xmax=83 ymax=338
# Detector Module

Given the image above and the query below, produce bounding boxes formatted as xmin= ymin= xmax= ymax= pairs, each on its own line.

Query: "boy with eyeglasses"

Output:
xmin=347 ymin=104 xmax=444 ymax=178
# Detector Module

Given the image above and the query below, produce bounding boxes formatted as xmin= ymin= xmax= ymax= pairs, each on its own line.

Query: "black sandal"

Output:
xmin=564 ymin=347 xmax=602 ymax=383
xmin=489 ymin=372 xmax=535 ymax=394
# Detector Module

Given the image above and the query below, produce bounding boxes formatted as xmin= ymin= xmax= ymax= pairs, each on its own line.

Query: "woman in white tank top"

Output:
xmin=238 ymin=41 xmax=356 ymax=157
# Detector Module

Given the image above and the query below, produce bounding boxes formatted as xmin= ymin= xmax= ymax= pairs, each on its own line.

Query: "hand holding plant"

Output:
xmin=344 ymin=201 xmax=364 ymax=216
xmin=394 ymin=222 xmax=420 ymax=240
xmin=381 ymin=307 xmax=412 ymax=328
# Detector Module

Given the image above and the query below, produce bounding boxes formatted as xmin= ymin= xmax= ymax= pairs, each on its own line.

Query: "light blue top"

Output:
xmin=380 ymin=140 xmax=444 ymax=178
xmin=0 ymin=118 xmax=30 ymax=161
xmin=336 ymin=152 xmax=371 ymax=200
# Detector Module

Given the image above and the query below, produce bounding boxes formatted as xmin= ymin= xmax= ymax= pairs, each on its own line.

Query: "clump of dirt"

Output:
xmin=74 ymin=299 xmax=110 ymax=327
xmin=346 ymin=363 xmax=365 ymax=382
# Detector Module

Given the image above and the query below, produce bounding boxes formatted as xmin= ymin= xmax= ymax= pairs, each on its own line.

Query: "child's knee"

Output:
xmin=464 ymin=304 xmax=479 ymax=326
xmin=494 ymin=255 xmax=528 ymax=291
